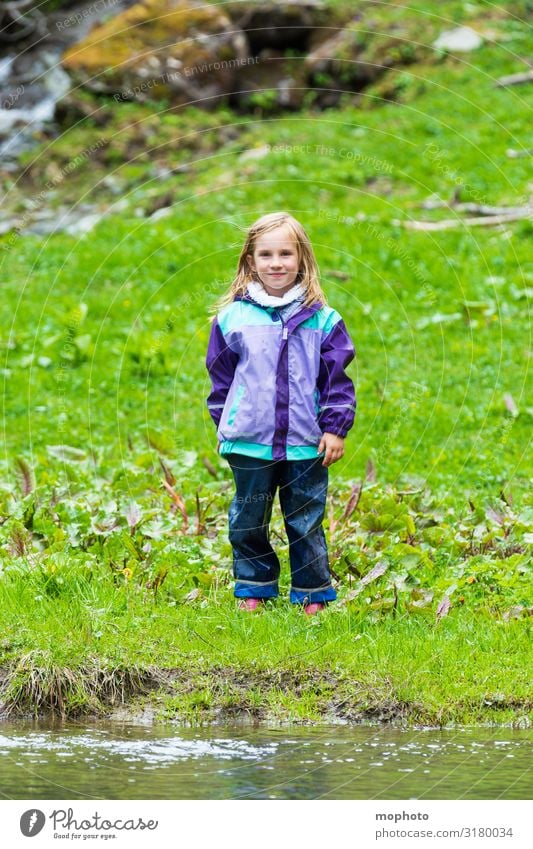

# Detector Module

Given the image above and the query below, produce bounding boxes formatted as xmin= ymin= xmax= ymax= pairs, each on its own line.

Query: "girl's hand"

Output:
xmin=318 ymin=432 xmax=344 ymax=467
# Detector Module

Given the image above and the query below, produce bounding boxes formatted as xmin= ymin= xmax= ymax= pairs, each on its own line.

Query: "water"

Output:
xmin=0 ymin=722 xmax=531 ymax=799
xmin=0 ymin=50 xmax=70 ymax=160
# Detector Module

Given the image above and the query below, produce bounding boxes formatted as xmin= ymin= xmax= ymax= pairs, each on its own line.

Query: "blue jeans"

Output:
xmin=225 ymin=453 xmax=337 ymax=604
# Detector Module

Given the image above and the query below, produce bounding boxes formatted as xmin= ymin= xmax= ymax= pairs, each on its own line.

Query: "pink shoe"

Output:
xmin=238 ymin=598 xmax=264 ymax=611
xmin=304 ymin=602 xmax=325 ymax=616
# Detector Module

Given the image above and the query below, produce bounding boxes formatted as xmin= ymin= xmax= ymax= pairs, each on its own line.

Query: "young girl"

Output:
xmin=206 ymin=212 xmax=356 ymax=614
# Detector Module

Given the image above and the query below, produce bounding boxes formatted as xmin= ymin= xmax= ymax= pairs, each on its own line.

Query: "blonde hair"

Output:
xmin=210 ymin=212 xmax=328 ymax=317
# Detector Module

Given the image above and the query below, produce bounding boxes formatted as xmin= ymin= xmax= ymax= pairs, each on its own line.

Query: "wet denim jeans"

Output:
xmin=225 ymin=453 xmax=337 ymax=604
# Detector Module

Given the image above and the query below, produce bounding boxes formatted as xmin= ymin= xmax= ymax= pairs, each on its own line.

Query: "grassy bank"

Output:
xmin=1 ymin=594 xmax=532 ymax=726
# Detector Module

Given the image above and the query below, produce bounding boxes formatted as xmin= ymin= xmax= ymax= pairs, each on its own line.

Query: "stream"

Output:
xmin=1 ymin=721 xmax=532 ymax=799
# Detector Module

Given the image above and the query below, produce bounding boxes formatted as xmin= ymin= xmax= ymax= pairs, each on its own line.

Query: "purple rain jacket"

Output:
xmin=205 ymin=293 xmax=356 ymax=461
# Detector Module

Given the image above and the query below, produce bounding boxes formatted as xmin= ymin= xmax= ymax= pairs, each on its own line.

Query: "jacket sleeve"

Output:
xmin=316 ymin=317 xmax=356 ymax=437
xmin=205 ymin=318 xmax=239 ymax=428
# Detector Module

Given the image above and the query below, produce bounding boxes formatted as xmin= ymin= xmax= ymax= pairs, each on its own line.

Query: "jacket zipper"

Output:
xmin=273 ymin=319 xmax=289 ymax=456
xmin=273 ymin=309 xmax=289 ymax=340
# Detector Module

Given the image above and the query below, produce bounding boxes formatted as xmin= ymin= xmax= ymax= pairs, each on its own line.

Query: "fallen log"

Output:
xmin=495 ymin=70 xmax=533 ymax=87
xmin=400 ymin=207 xmax=532 ymax=230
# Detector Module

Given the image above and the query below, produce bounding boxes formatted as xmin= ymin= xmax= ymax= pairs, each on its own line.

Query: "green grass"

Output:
xmin=2 ymin=17 xmax=531 ymax=499
xmin=0 ymin=0 xmax=531 ymax=722
xmin=0 ymin=580 xmax=531 ymax=724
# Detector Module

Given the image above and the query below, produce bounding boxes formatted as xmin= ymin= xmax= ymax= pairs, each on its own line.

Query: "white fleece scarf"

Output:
xmin=247 ymin=279 xmax=306 ymax=307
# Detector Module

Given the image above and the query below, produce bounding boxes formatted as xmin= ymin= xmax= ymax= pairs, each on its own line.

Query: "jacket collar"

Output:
xmin=235 ymin=293 xmax=323 ymax=330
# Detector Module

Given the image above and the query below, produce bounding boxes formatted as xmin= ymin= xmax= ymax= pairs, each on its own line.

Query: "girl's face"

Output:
xmin=247 ymin=226 xmax=300 ymax=297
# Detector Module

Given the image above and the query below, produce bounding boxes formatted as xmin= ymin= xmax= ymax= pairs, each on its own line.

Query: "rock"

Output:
xmin=0 ymin=218 xmax=23 ymax=235
xmin=61 ymin=0 xmax=248 ymax=106
xmin=433 ymin=26 xmax=483 ymax=52
xmin=20 ymin=206 xmax=105 ymax=236
xmin=101 ymin=174 xmax=125 ymax=194
xmin=239 ymin=144 xmax=271 ymax=162
xmin=149 ymin=206 xmax=172 ymax=221
xmin=61 ymin=212 xmax=104 ymax=236
xmin=304 ymin=16 xmax=431 ymax=108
